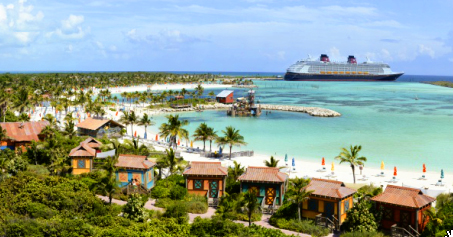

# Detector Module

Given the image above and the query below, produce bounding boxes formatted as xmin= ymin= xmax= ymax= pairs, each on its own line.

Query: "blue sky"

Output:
xmin=0 ymin=0 xmax=452 ymax=75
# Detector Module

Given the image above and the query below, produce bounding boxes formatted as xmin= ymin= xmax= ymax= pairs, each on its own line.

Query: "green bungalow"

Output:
xmin=238 ymin=166 xmax=288 ymax=206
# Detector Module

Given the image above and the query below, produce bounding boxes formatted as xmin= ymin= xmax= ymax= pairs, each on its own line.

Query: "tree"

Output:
xmin=159 ymin=114 xmax=189 ymax=149
xmin=138 ymin=113 xmax=155 ymax=138
xmin=216 ymin=126 xmax=247 ymax=160
xmin=208 ymin=91 xmax=215 ymax=101
xmin=206 ymin=126 xmax=217 ymax=152
xmin=0 ymin=127 xmax=9 ymax=141
xmin=195 ymin=84 xmax=204 ymax=99
xmin=120 ymin=111 xmax=138 ymax=137
xmin=335 ymin=145 xmax=367 ymax=184
xmin=12 ymin=88 xmax=31 ymax=114
xmin=123 ymin=193 xmax=149 ymax=222
xmin=341 ymin=198 xmax=378 ymax=232
xmin=243 ymin=190 xmax=259 ymax=227
xmin=264 ymin=156 xmax=279 ymax=167
xmin=158 ymin=148 xmax=185 ymax=176
xmin=62 ymin=120 xmax=76 ymax=139
xmin=193 ymin=123 xmax=209 ymax=151
xmin=228 ymin=161 xmax=245 ymax=181
xmin=96 ymin=154 xmax=120 ymax=205
xmin=286 ymin=177 xmax=313 ymax=221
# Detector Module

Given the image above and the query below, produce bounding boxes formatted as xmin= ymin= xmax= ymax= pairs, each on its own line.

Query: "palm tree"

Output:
xmin=62 ymin=120 xmax=77 ymax=139
xmin=120 ymin=111 xmax=138 ymax=137
xmin=195 ymin=84 xmax=204 ymax=99
xmin=243 ymin=190 xmax=259 ymax=227
xmin=122 ymin=138 xmax=151 ymax=155
xmin=159 ymin=114 xmax=189 ymax=149
xmin=98 ymin=154 xmax=120 ymax=204
xmin=228 ymin=160 xmax=245 ymax=180
xmin=158 ymin=148 xmax=184 ymax=176
xmin=264 ymin=156 xmax=279 ymax=167
xmin=138 ymin=113 xmax=155 ymax=138
xmin=287 ymin=177 xmax=313 ymax=221
xmin=0 ymin=127 xmax=9 ymax=142
xmin=208 ymin=91 xmax=215 ymax=101
xmin=335 ymin=145 xmax=367 ymax=184
xmin=216 ymin=126 xmax=247 ymax=160
xmin=192 ymin=123 xmax=209 ymax=151
xmin=206 ymin=126 xmax=217 ymax=152
xmin=12 ymin=88 xmax=31 ymax=114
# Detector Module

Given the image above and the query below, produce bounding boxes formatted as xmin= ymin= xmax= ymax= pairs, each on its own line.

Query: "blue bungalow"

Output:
xmin=238 ymin=166 xmax=288 ymax=206
xmin=115 ymin=154 xmax=156 ymax=190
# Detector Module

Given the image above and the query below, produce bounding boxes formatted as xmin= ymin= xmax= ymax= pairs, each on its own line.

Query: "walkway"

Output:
xmin=96 ymin=195 xmax=335 ymax=237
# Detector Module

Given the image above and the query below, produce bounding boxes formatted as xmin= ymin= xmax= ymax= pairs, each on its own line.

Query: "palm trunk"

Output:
xmin=351 ymin=164 xmax=356 ymax=184
xmin=209 ymin=140 xmax=212 ymax=152
xmin=109 ymin=193 xmax=112 ymax=205
xmin=248 ymin=210 xmax=252 ymax=226
xmin=131 ymin=124 xmax=134 ymax=137
xmin=229 ymin=145 xmax=232 ymax=160
xmin=298 ymin=203 xmax=301 ymax=221
xmin=203 ymin=139 xmax=206 ymax=151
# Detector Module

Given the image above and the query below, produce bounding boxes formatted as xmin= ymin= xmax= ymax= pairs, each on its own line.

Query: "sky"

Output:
xmin=0 ymin=0 xmax=452 ymax=75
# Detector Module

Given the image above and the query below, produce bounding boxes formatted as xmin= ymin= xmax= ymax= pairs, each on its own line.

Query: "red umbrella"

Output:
xmin=115 ymin=111 xmax=118 ymax=116
xmin=177 ymin=139 xmax=181 ymax=146
xmin=134 ymin=131 xmax=137 ymax=137
xmin=155 ymin=134 xmax=158 ymax=141
xmin=394 ymin=166 xmax=397 ymax=176
xmin=322 ymin=157 xmax=325 ymax=166
xmin=423 ymin=164 xmax=426 ymax=173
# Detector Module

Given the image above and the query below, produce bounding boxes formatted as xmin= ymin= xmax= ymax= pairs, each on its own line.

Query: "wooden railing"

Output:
xmin=315 ymin=214 xmax=336 ymax=232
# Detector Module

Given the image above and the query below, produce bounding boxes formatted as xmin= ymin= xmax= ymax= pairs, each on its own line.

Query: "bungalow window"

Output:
xmin=308 ymin=199 xmax=318 ymax=211
xmin=383 ymin=207 xmax=393 ymax=220
xmin=194 ymin=180 xmax=203 ymax=190
xmin=344 ymin=200 xmax=350 ymax=212
xmin=77 ymin=160 xmax=86 ymax=168
xmin=249 ymin=186 xmax=259 ymax=196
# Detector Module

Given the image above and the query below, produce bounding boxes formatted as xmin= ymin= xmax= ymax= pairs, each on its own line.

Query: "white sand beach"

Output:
xmin=95 ymin=83 xmax=233 ymax=94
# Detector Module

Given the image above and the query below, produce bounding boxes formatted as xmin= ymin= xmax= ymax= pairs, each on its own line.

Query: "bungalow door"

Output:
xmin=265 ymin=187 xmax=276 ymax=205
xmin=209 ymin=180 xmax=219 ymax=198
xmin=400 ymin=211 xmax=411 ymax=229
xmin=324 ymin=202 xmax=335 ymax=220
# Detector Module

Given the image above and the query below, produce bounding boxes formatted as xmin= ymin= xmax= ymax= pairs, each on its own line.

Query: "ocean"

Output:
xmin=133 ymin=76 xmax=453 ymax=174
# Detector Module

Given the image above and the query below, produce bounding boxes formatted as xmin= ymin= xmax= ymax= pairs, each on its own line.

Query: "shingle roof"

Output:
xmin=76 ymin=118 xmax=124 ymax=130
xmin=81 ymin=137 xmax=102 ymax=148
xmin=371 ymin=185 xmax=436 ymax=209
xmin=238 ymin=166 xmax=288 ymax=183
xmin=69 ymin=143 xmax=96 ymax=157
xmin=305 ymin=178 xmax=356 ymax=199
xmin=115 ymin=154 xmax=156 ymax=170
xmin=183 ymin=161 xmax=228 ymax=176
xmin=0 ymin=121 xmax=49 ymax=142
xmin=216 ymin=90 xmax=234 ymax=98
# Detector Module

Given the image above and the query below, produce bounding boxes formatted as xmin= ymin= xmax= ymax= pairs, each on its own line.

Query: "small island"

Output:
xmin=426 ymin=81 xmax=453 ymax=88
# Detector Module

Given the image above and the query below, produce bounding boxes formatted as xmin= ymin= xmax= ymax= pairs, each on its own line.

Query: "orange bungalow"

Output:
xmin=371 ymin=185 xmax=436 ymax=233
xmin=0 ymin=121 xmax=49 ymax=152
xmin=76 ymin=118 xmax=125 ymax=138
xmin=183 ymin=161 xmax=228 ymax=198
xmin=302 ymin=178 xmax=356 ymax=225
xmin=69 ymin=137 xmax=103 ymax=175
xmin=238 ymin=167 xmax=288 ymax=206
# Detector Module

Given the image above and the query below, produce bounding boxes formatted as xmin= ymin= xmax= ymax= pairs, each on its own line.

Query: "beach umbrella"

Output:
xmin=190 ymin=140 xmax=193 ymax=148
xmin=144 ymin=131 xmax=147 ymax=139
xmin=177 ymin=139 xmax=180 ymax=146
xmin=331 ymin=162 xmax=335 ymax=171
xmin=441 ymin=169 xmax=444 ymax=179
xmin=423 ymin=164 xmax=426 ymax=173
xmin=322 ymin=157 xmax=325 ymax=166
xmin=394 ymin=166 xmax=397 ymax=176
xmin=134 ymin=131 xmax=137 ymax=137
xmin=219 ymin=146 xmax=222 ymax=154
xmin=115 ymin=111 xmax=118 ymax=116
xmin=284 ymin=154 xmax=288 ymax=165
xmin=155 ymin=134 xmax=158 ymax=141
xmin=381 ymin=161 xmax=385 ymax=170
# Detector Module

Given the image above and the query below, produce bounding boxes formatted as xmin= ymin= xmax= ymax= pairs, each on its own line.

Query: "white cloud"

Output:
xmin=125 ymin=28 xmax=204 ymax=50
xmin=53 ymin=14 xmax=87 ymax=40
xmin=418 ymin=44 xmax=435 ymax=58
xmin=61 ymin=15 xmax=84 ymax=30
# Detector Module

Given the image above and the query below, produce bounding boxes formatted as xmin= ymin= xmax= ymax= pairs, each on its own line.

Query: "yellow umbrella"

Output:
xmin=380 ymin=161 xmax=385 ymax=170
xmin=190 ymin=140 xmax=193 ymax=148
xmin=331 ymin=162 xmax=335 ymax=171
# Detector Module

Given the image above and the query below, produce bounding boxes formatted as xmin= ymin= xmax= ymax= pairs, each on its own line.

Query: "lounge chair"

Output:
xmin=359 ymin=175 xmax=369 ymax=181
xmin=376 ymin=171 xmax=385 ymax=177
xmin=435 ymin=179 xmax=444 ymax=186
xmin=418 ymin=175 xmax=427 ymax=180
xmin=317 ymin=167 xmax=327 ymax=172
xmin=387 ymin=177 xmax=399 ymax=183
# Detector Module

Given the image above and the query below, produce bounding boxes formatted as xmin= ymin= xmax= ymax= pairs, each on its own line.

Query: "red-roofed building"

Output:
xmin=0 ymin=121 xmax=49 ymax=152
xmin=183 ymin=161 xmax=228 ymax=198
xmin=238 ymin=166 xmax=288 ymax=206
xmin=69 ymin=143 xmax=98 ymax=175
xmin=115 ymin=154 xmax=157 ymax=190
xmin=302 ymin=178 xmax=356 ymax=225
xmin=76 ymin=118 xmax=125 ymax=138
xmin=371 ymin=185 xmax=436 ymax=232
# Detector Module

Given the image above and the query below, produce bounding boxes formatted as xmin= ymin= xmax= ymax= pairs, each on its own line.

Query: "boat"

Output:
xmin=284 ymin=54 xmax=403 ymax=81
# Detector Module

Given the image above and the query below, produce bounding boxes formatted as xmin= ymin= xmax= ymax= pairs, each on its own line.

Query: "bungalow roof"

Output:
xmin=76 ymin=118 xmax=124 ymax=131
xmin=0 ymin=121 xmax=49 ymax=142
xmin=115 ymin=154 xmax=156 ymax=170
xmin=371 ymin=185 xmax=436 ymax=209
xmin=183 ymin=161 xmax=228 ymax=176
xmin=304 ymin=178 xmax=356 ymax=199
xmin=238 ymin=166 xmax=288 ymax=183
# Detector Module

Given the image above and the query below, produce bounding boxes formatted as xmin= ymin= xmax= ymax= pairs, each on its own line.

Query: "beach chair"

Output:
xmin=418 ymin=174 xmax=427 ymax=180
xmin=435 ymin=179 xmax=444 ymax=186
xmin=359 ymin=175 xmax=369 ymax=181
xmin=316 ymin=167 xmax=327 ymax=172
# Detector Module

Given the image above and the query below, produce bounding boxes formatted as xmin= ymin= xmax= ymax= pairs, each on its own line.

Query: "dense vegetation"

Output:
xmin=428 ymin=81 xmax=453 ymax=88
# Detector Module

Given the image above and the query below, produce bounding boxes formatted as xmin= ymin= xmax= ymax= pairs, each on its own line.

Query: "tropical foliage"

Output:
xmin=335 ymin=145 xmax=367 ymax=183
xmin=216 ymin=126 xmax=247 ymax=160
xmin=159 ymin=114 xmax=189 ymax=149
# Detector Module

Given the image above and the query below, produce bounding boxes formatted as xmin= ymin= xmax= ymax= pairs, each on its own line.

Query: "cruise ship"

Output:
xmin=284 ymin=54 xmax=403 ymax=81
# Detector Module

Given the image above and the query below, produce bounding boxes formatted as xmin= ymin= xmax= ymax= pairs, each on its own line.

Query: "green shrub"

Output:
xmin=163 ymin=201 xmax=189 ymax=224
xmin=270 ymin=218 xmax=329 ymax=237
xmin=27 ymin=165 xmax=50 ymax=175
xmin=109 ymin=108 xmax=116 ymax=111
xmin=123 ymin=194 xmax=149 ymax=222
xmin=169 ymin=185 xmax=187 ymax=200
xmin=341 ymin=232 xmax=386 ymax=237
xmin=24 ymin=202 xmax=57 ymax=219
xmin=186 ymin=201 xmax=208 ymax=214
xmin=155 ymin=198 xmax=175 ymax=208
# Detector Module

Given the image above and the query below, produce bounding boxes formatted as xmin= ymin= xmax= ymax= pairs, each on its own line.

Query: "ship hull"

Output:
xmin=284 ymin=72 xmax=403 ymax=82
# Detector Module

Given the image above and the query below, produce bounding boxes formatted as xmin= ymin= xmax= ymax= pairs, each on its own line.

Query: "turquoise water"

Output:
xmin=143 ymin=81 xmax=453 ymax=173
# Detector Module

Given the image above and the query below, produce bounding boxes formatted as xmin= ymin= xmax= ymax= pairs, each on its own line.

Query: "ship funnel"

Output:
xmin=320 ymin=54 xmax=330 ymax=62
xmin=348 ymin=55 xmax=357 ymax=64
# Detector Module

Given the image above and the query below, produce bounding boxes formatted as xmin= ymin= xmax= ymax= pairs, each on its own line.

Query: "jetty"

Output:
xmin=157 ymin=103 xmax=341 ymax=117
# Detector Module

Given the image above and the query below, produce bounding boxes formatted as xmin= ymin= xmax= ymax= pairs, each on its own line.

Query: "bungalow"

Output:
xmin=0 ymin=121 xmax=49 ymax=152
xmin=216 ymin=90 xmax=234 ymax=104
xmin=76 ymin=117 xmax=125 ymax=138
xmin=69 ymin=137 xmax=103 ymax=175
xmin=238 ymin=167 xmax=288 ymax=206
xmin=115 ymin=154 xmax=156 ymax=190
xmin=183 ymin=161 xmax=228 ymax=198
xmin=370 ymin=185 xmax=436 ymax=232
xmin=302 ymin=178 xmax=356 ymax=225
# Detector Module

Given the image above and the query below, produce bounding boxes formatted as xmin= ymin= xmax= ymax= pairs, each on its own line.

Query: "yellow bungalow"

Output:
xmin=183 ymin=161 xmax=228 ymax=198
xmin=302 ymin=178 xmax=356 ymax=225
xmin=69 ymin=143 xmax=97 ymax=175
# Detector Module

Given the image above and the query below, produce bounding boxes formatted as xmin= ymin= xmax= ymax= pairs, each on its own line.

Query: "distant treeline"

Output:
xmin=428 ymin=81 xmax=453 ymax=88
